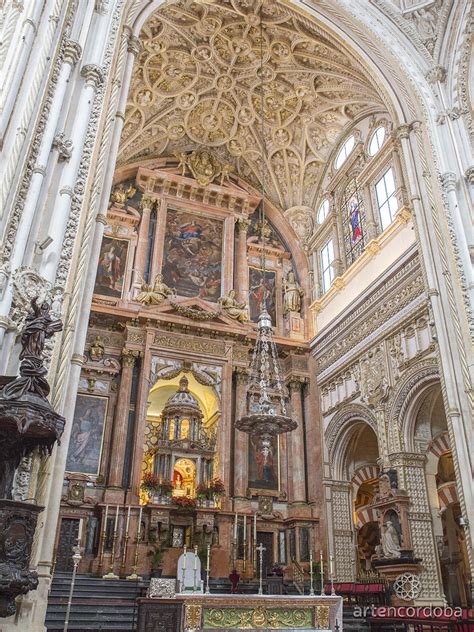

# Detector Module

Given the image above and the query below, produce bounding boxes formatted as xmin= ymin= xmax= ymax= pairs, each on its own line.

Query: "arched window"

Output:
xmin=335 ymin=135 xmax=355 ymax=169
xmin=342 ymin=179 xmax=366 ymax=264
xmin=317 ymin=199 xmax=330 ymax=224
xmin=321 ymin=239 xmax=335 ymax=293
xmin=368 ymin=126 xmax=386 ymax=156
xmin=375 ymin=167 xmax=398 ymax=230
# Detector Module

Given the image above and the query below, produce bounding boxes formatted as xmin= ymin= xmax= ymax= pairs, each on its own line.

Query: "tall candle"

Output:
xmin=137 ymin=505 xmax=143 ymax=540
xmin=329 ymin=554 xmax=334 ymax=577
xmin=77 ymin=518 xmax=83 ymax=543
xmin=194 ymin=545 xmax=198 ymax=570
xmin=253 ymin=513 xmax=257 ymax=542
xmin=183 ymin=544 xmax=187 ymax=571
xmin=206 ymin=544 xmax=210 ymax=571
xmin=114 ymin=505 xmax=119 ymax=531
xmin=320 ymin=549 xmax=324 ymax=573
xmin=125 ymin=506 xmax=131 ymax=533
xmin=104 ymin=505 xmax=109 ymax=528
xmin=233 ymin=513 xmax=238 ymax=540
xmin=243 ymin=515 xmax=247 ymax=543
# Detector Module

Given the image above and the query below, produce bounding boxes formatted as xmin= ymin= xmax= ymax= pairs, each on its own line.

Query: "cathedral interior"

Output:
xmin=0 ymin=1 xmax=472 ymax=631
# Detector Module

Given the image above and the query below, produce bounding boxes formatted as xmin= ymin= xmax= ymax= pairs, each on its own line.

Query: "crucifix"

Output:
xmin=256 ymin=542 xmax=266 ymax=595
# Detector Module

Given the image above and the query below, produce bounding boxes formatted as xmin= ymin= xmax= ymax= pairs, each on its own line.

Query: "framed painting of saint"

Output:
xmin=248 ymin=434 xmax=279 ymax=491
xmin=248 ymin=268 xmax=277 ymax=324
xmin=66 ymin=394 xmax=108 ymax=475
xmin=162 ymin=208 xmax=223 ymax=302
xmin=94 ymin=236 xmax=129 ymax=298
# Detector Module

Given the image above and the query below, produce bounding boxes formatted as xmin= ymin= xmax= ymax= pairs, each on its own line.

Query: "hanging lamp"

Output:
xmin=235 ymin=8 xmax=296 ymax=445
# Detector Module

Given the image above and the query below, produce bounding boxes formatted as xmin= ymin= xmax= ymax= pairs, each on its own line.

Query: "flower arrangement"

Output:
xmin=171 ymin=496 xmax=197 ymax=512
xmin=196 ymin=483 xmax=209 ymax=499
xmin=209 ymin=478 xmax=225 ymax=497
xmin=141 ymin=474 xmax=174 ymax=497
xmin=141 ymin=472 xmax=160 ymax=494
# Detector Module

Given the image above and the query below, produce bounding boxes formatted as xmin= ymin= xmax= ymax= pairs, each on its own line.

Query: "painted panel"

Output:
xmin=248 ymin=268 xmax=277 ymax=324
xmin=66 ymin=394 xmax=108 ymax=475
xmin=248 ymin=434 xmax=279 ymax=491
xmin=162 ymin=208 xmax=223 ymax=302
xmin=94 ymin=236 xmax=129 ymax=298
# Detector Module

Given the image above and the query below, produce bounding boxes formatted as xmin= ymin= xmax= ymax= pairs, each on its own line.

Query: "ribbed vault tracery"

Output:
xmin=119 ymin=0 xmax=387 ymax=211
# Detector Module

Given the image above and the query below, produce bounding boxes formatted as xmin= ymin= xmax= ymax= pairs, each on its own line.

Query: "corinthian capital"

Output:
xmin=127 ymin=35 xmax=142 ymax=57
xmin=81 ymin=64 xmax=104 ymax=88
xmin=62 ymin=39 xmax=82 ymax=66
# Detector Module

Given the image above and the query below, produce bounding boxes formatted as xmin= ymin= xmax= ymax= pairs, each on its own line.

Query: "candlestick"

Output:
xmin=98 ymin=505 xmax=109 ymax=576
xmin=181 ymin=544 xmax=187 ymax=592
xmin=309 ymin=551 xmax=314 ymax=596
xmin=330 ymin=554 xmax=335 ymax=596
xmin=320 ymin=550 xmax=325 ymax=596
xmin=205 ymin=544 xmax=210 ymax=594
xmin=120 ymin=506 xmax=131 ymax=577
xmin=193 ymin=545 xmax=198 ymax=592
xmin=257 ymin=543 xmax=266 ymax=595
xmin=243 ymin=515 xmax=247 ymax=573
xmin=126 ymin=506 xmax=143 ymax=581
xmin=103 ymin=506 xmax=120 ymax=579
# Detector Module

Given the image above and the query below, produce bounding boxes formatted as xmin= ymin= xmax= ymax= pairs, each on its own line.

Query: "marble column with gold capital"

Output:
xmin=233 ymin=367 xmax=249 ymax=498
xmin=235 ymin=217 xmax=249 ymax=303
xmin=132 ymin=194 xmax=155 ymax=290
xmin=108 ymin=350 xmax=138 ymax=487
xmin=288 ymin=378 xmax=307 ymax=503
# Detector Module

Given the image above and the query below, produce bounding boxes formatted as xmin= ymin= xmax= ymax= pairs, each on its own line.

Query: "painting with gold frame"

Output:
xmin=93 ymin=235 xmax=129 ymax=299
xmin=248 ymin=267 xmax=277 ymax=324
xmin=162 ymin=207 xmax=223 ymax=302
xmin=248 ymin=434 xmax=280 ymax=491
xmin=66 ymin=394 xmax=108 ymax=475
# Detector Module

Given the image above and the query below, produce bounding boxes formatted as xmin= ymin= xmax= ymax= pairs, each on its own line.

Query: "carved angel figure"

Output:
xmin=136 ymin=274 xmax=176 ymax=306
xmin=110 ymin=183 xmax=136 ymax=205
xmin=218 ymin=290 xmax=249 ymax=323
xmin=20 ymin=298 xmax=63 ymax=360
xmin=89 ymin=335 xmax=105 ymax=361
xmin=283 ymin=271 xmax=304 ymax=314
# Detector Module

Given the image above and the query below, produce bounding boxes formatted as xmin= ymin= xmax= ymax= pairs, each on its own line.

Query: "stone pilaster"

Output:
xmin=288 ymin=378 xmax=307 ymax=503
xmin=132 ymin=194 xmax=155 ymax=290
xmin=234 ymin=217 xmax=249 ymax=303
xmin=107 ymin=349 xmax=138 ymax=488
xmin=233 ymin=368 xmax=248 ymax=498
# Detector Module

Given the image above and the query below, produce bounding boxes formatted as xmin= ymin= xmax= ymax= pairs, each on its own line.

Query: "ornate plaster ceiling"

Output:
xmin=118 ymin=0 xmax=386 ymax=212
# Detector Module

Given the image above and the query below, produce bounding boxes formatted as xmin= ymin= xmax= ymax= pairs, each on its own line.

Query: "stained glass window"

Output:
xmin=342 ymin=179 xmax=366 ymax=264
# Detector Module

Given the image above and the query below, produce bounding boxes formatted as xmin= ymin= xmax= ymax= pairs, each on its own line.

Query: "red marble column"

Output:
xmin=304 ymin=357 xmax=325 ymax=522
xmin=132 ymin=194 xmax=154 ymax=289
xmin=233 ymin=368 xmax=249 ymax=498
xmin=289 ymin=378 xmax=306 ymax=503
xmin=108 ymin=350 xmax=136 ymax=487
xmin=234 ymin=217 xmax=249 ymax=302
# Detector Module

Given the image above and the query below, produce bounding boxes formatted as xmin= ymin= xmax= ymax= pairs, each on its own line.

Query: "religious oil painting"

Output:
xmin=94 ymin=236 xmax=129 ymax=298
xmin=248 ymin=434 xmax=279 ymax=491
xmin=248 ymin=268 xmax=277 ymax=324
xmin=66 ymin=395 xmax=108 ymax=475
xmin=162 ymin=208 xmax=223 ymax=302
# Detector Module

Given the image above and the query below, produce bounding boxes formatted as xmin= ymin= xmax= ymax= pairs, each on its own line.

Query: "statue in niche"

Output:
xmin=218 ymin=290 xmax=249 ymax=323
xmin=381 ymin=521 xmax=401 ymax=559
xmin=110 ymin=183 xmax=136 ymax=205
xmin=136 ymin=273 xmax=176 ymax=306
xmin=89 ymin=335 xmax=105 ymax=361
xmin=283 ymin=270 xmax=304 ymax=314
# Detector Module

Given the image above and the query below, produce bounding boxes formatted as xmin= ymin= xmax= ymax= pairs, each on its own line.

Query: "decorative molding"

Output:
xmin=52 ymin=132 xmax=73 ymax=162
xmin=62 ymin=39 xmax=82 ymax=66
xmin=80 ymin=64 xmax=104 ymax=88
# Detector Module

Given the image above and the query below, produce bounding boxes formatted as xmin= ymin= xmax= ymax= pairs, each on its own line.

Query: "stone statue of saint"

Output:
xmin=136 ymin=274 xmax=176 ymax=306
xmin=283 ymin=271 xmax=304 ymax=314
xmin=218 ymin=290 xmax=249 ymax=323
xmin=381 ymin=521 xmax=401 ymax=559
xmin=89 ymin=335 xmax=105 ymax=361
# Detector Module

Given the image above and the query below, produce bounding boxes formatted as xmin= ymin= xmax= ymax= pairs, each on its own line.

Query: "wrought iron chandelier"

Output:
xmin=235 ymin=8 xmax=296 ymax=444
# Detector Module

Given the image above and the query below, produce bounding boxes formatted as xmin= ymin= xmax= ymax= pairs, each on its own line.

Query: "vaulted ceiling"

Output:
xmin=118 ymin=0 xmax=387 ymax=212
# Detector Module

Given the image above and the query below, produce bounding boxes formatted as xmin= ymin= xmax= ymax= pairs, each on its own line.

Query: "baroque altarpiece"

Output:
xmin=56 ymin=152 xmax=319 ymax=580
